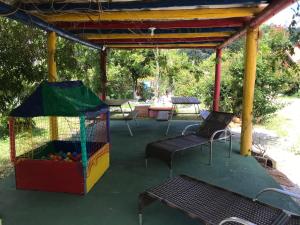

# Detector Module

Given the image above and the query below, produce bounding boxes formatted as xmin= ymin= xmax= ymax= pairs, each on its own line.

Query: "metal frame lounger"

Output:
xmin=138 ymin=175 xmax=300 ymax=225
xmin=145 ymin=111 xmax=234 ymax=177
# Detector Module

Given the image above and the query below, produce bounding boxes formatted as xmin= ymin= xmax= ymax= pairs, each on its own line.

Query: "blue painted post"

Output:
xmin=106 ymin=111 xmax=110 ymax=143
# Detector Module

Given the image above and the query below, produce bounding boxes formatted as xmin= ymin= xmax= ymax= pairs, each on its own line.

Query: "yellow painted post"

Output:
xmin=48 ymin=32 xmax=58 ymax=140
xmin=240 ymin=27 xmax=259 ymax=156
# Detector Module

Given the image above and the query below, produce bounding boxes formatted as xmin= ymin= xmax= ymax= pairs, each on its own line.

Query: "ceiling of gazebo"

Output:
xmin=0 ymin=0 xmax=295 ymax=49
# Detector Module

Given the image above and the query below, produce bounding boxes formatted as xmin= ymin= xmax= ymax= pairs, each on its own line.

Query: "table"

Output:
xmin=105 ymin=99 xmax=137 ymax=136
xmin=165 ymin=96 xmax=201 ymax=135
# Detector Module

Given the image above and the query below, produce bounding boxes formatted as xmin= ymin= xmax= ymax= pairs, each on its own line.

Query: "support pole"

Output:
xmin=48 ymin=31 xmax=58 ymax=140
xmin=213 ymin=48 xmax=222 ymax=111
xmin=100 ymin=48 xmax=107 ymax=101
xmin=240 ymin=27 xmax=259 ymax=156
xmin=9 ymin=117 xmax=16 ymax=164
xmin=80 ymin=115 xmax=88 ymax=194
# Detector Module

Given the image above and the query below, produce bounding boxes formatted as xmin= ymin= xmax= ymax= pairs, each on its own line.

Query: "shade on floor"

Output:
xmin=0 ymin=120 xmax=299 ymax=225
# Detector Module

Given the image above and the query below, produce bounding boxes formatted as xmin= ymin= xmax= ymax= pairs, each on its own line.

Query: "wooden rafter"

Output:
xmin=36 ymin=7 xmax=265 ymax=22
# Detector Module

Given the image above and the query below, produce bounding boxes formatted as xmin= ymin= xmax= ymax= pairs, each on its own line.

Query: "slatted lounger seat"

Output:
xmin=145 ymin=111 xmax=234 ymax=177
xmin=138 ymin=175 xmax=300 ymax=225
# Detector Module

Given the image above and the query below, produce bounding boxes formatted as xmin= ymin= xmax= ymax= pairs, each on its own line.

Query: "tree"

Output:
xmin=289 ymin=1 xmax=300 ymax=45
xmin=198 ymin=25 xmax=300 ymax=120
xmin=108 ymin=49 xmax=154 ymax=99
xmin=0 ymin=18 xmax=99 ymax=137
xmin=0 ymin=18 xmax=47 ymax=114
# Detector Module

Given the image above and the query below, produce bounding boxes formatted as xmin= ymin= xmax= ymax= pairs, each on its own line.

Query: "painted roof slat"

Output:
xmin=81 ymin=32 xmax=233 ymax=40
xmin=21 ymin=0 xmax=270 ymax=12
xmin=91 ymin=37 xmax=227 ymax=44
xmin=70 ymin=27 xmax=239 ymax=35
xmin=55 ymin=18 xmax=248 ymax=30
xmin=36 ymin=7 xmax=265 ymax=22
xmin=0 ymin=0 xmax=295 ymax=49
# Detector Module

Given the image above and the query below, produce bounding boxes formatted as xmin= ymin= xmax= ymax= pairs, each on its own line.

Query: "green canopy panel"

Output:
xmin=10 ymin=81 xmax=108 ymax=117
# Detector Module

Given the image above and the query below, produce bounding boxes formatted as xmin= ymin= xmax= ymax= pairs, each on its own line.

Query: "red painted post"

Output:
xmin=100 ymin=48 xmax=107 ymax=101
xmin=213 ymin=48 xmax=222 ymax=111
xmin=9 ymin=117 xmax=16 ymax=164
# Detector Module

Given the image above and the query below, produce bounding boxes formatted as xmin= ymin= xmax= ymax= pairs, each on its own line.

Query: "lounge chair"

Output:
xmin=145 ymin=111 xmax=234 ymax=177
xmin=138 ymin=175 xmax=300 ymax=225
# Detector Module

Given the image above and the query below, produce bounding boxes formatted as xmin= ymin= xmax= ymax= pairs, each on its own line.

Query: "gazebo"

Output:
xmin=0 ymin=0 xmax=295 ymax=157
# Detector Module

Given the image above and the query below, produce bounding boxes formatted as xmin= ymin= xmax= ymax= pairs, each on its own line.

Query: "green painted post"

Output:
xmin=80 ymin=115 xmax=88 ymax=193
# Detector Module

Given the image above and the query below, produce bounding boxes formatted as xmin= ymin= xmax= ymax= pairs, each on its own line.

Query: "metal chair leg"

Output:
xmin=126 ymin=122 xmax=133 ymax=136
xmin=165 ymin=106 xmax=174 ymax=136
xmin=165 ymin=117 xmax=172 ymax=136
xmin=139 ymin=213 xmax=143 ymax=225
xmin=209 ymin=141 xmax=212 ymax=165
xmin=145 ymin=158 xmax=148 ymax=168
xmin=229 ymin=134 xmax=232 ymax=158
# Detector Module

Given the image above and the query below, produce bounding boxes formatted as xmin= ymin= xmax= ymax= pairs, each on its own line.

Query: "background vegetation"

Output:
xmin=0 ymin=17 xmax=300 ymax=139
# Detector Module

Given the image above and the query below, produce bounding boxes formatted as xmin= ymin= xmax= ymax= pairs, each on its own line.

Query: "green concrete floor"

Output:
xmin=0 ymin=120 xmax=299 ymax=225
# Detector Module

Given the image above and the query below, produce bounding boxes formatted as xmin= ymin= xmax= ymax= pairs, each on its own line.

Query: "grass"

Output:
xmin=258 ymin=114 xmax=290 ymax=137
xmin=290 ymin=138 xmax=300 ymax=155
xmin=0 ymin=137 xmax=11 ymax=178
xmin=0 ymin=119 xmax=49 ymax=178
xmin=0 ymin=116 xmax=82 ymax=178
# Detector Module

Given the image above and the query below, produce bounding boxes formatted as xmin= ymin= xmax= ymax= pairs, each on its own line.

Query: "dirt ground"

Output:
xmin=264 ymin=98 xmax=300 ymax=200
xmin=232 ymin=98 xmax=300 ymax=203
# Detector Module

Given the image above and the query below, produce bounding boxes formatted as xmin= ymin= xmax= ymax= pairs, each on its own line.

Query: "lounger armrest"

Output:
xmin=253 ymin=188 xmax=300 ymax=202
xmin=210 ymin=128 xmax=232 ymax=141
xmin=218 ymin=217 xmax=256 ymax=225
xmin=181 ymin=123 xmax=201 ymax=135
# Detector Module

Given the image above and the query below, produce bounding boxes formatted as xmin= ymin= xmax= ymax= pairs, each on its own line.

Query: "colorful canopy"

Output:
xmin=0 ymin=0 xmax=294 ymax=50
xmin=10 ymin=81 xmax=108 ymax=117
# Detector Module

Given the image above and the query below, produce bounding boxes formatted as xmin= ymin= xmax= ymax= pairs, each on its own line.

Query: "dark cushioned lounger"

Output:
xmin=145 ymin=111 xmax=234 ymax=177
xmin=138 ymin=175 xmax=300 ymax=225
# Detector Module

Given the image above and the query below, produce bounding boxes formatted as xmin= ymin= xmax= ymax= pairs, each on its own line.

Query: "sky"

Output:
xmin=265 ymin=2 xmax=299 ymax=27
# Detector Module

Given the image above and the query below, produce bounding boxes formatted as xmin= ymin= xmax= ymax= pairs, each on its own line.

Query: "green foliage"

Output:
xmin=289 ymin=1 xmax=300 ymax=45
xmin=0 ymin=18 xmax=47 ymax=137
xmin=0 ymin=18 xmax=99 ymax=137
xmin=108 ymin=49 xmax=154 ymax=98
xmin=198 ymin=25 xmax=299 ymax=120
xmin=1 ymin=16 xmax=300 ymax=141
xmin=0 ymin=18 xmax=47 ymax=114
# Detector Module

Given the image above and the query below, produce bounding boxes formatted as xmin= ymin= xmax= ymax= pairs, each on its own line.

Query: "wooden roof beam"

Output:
xmin=22 ymin=0 xmax=269 ymax=12
xmin=37 ymin=7 xmax=265 ymax=22
xmin=56 ymin=18 xmax=249 ymax=30
xmin=91 ymin=37 xmax=226 ymax=44
xmin=105 ymin=43 xmax=218 ymax=49
xmin=80 ymin=32 xmax=234 ymax=40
